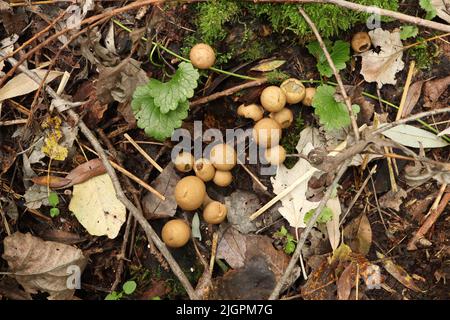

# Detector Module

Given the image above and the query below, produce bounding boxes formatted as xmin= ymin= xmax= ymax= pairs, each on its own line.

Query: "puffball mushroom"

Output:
xmin=260 ymin=86 xmax=286 ymax=112
xmin=161 ymin=219 xmax=191 ymax=248
xmin=203 ymin=201 xmax=227 ymax=224
xmin=189 ymin=43 xmax=216 ymax=69
xmin=194 ymin=158 xmax=215 ymax=182
xmin=209 ymin=143 xmax=237 ymax=171
xmin=270 ymin=108 xmax=293 ymax=129
xmin=213 ymin=170 xmax=233 ymax=187
xmin=302 ymin=87 xmax=316 ymax=107
xmin=237 ymin=103 xmax=264 ymax=122
xmin=174 ymin=176 xmax=206 ymax=211
xmin=280 ymin=78 xmax=306 ymax=104
xmin=252 ymin=117 xmax=282 ymax=148
xmin=174 ymin=151 xmax=194 ymax=172
xmin=351 ymin=32 xmax=371 ymax=53
xmin=264 ymin=145 xmax=286 ymax=166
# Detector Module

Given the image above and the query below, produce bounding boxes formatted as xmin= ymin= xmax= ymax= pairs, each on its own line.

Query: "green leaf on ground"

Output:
xmin=400 ymin=26 xmax=419 ymax=40
xmin=307 ymin=40 xmax=350 ymax=78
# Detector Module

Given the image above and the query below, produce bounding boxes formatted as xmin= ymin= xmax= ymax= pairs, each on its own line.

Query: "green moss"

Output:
xmin=280 ymin=115 xmax=304 ymax=169
xmin=408 ymin=38 xmax=440 ymax=70
xmin=266 ymin=70 xmax=290 ymax=84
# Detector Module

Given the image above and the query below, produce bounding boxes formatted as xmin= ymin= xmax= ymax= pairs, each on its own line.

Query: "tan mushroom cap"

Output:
xmin=161 ymin=219 xmax=191 ymax=248
xmin=174 ymin=176 xmax=206 ymax=211
xmin=237 ymin=103 xmax=264 ymax=122
xmin=280 ymin=78 xmax=306 ymax=104
xmin=194 ymin=158 xmax=216 ymax=182
xmin=252 ymin=117 xmax=282 ymax=148
xmin=174 ymin=151 xmax=194 ymax=173
xmin=302 ymin=87 xmax=316 ymax=107
xmin=260 ymin=86 xmax=286 ymax=112
xmin=189 ymin=43 xmax=216 ymax=69
xmin=209 ymin=143 xmax=237 ymax=171
xmin=351 ymin=32 xmax=371 ymax=53
xmin=264 ymin=145 xmax=286 ymax=166
xmin=270 ymin=108 xmax=293 ymax=129
xmin=213 ymin=170 xmax=233 ymax=187
xmin=203 ymin=201 xmax=227 ymax=224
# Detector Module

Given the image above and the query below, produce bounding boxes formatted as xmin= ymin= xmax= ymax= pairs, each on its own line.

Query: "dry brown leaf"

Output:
xmin=32 ymin=176 xmax=72 ymax=189
xmin=65 ymin=158 xmax=106 ymax=186
xmin=359 ymin=28 xmax=404 ymax=88
xmin=344 ymin=213 xmax=372 ymax=256
xmin=224 ymin=190 xmax=259 ymax=234
xmin=216 ymin=227 xmax=247 ymax=269
xmin=337 ymin=262 xmax=358 ymax=300
xmin=377 ymin=252 xmax=423 ymax=293
xmin=402 ymin=80 xmax=425 ymax=117
xmin=379 ymin=188 xmax=407 ymax=211
xmin=2 ymin=232 xmax=87 ymax=300
xmin=142 ymin=163 xmax=179 ymax=219
xmin=423 ymin=76 xmax=450 ymax=109
xmin=431 ymin=0 xmax=450 ymax=23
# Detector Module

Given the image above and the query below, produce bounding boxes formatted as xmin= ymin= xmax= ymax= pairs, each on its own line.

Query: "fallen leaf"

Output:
xmin=438 ymin=127 xmax=450 ymax=137
xmin=382 ymin=124 xmax=449 ymax=148
xmin=325 ymin=196 xmax=342 ymax=251
xmin=0 ymin=144 xmax=16 ymax=174
xmin=359 ymin=28 xmax=405 ymax=88
xmin=344 ymin=213 xmax=372 ymax=255
xmin=337 ymin=262 xmax=358 ymax=300
xmin=23 ymin=185 xmax=50 ymax=209
xmin=402 ymin=80 xmax=425 ymax=117
xmin=69 ymin=173 xmax=126 ymax=239
xmin=301 ymin=255 xmax=337 ymax=300
xmin=32 ymin=176 xmax=72 ymax=189
xmin=224 ymin=190 xmax=259 ymax=234
xmin=379 ymin=188 xmax=407 ymax=211
xmin=216 ymin=227 xmax=247 ymax=269
xmin=192 ymin=213 xmax=201 ymax=241
xmin=423 ymin=75 xmax=450 ymax=109
xmin=250 ymin=59 xmax=286 ymax=72
xmin=0 ymin=35 xmax=16 ymax=74
xmin=0 ymin=69 xmax=63 ymax=101
xmin=377 ymin=252 xmax=424 ymax=293
xmin=65 ymin=158 xmax=106 ymax=186
xmin=431 ymin=0 xmax=450 ymax=23
xmin=142 ymin=164 xmax=179 ymax=219
xmin=2 ymin=232 xmax=87 ymax=299
xmin=72 ymin=81 xmax=108 ymax=127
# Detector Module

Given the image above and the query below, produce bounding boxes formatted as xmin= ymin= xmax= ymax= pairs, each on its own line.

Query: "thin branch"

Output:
xmin=0 ymin=52 xmax=199 ymax=300
xmin=269 ymin=160 xmax=351 ymax=299
xmin=298 ymin=7 xmax=360 ymax=141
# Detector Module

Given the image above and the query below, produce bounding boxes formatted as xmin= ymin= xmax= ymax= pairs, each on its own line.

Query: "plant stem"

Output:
xmin=112 ymin=19 xmax=258 ymax=81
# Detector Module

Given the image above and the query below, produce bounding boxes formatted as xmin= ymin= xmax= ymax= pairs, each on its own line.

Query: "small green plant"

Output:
xmin=408 ymin=38 xmax=439 ymax=70
xmin=280 ymin=115 xmax=304 ymax=169
xmin=419 ymin=0 xmax=437 ymax=20
xmin=132 ymin=62 xmax=199 ymax=141
xmin=400 ymin=25 xmax=419 ymax=40
xmin=105 ymin=280 xmax=137 ymax=300
xmin=307 ymin=40 xmax=350 ymax=78
xmin=304 ymin=207 xmax=334 ymax=225
xmin=274 ymin=226 xmax=297 ymax=254
xmin=312 ymin=84 xmax=360 ymax=131
xmin=48 ymin=192 xmax=60 ymax=218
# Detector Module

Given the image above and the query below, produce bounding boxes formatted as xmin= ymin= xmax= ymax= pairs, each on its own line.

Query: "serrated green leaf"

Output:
xmin=132 ymin=87 xmax=189 ymax=141
xmin=48 ymin=192 xmax=59 ymax=207
xmin=284 ymin=241 xmax=296 ymax=255
xmin=304 ymin=207 xmax=334 ymax=224
xmin=147 ymin=62 xmax=199 ymax=113
xmin=312 ymin=85 xmax=358 ymax=131
xmin=122 ymin=280 xmax=137 ymax=295
xmin=400 ymin=26 xmax=419 ymax=40
xmin=50 ymin=207 xmax=60 ymax=218
xmin=307 ymin=40 xmax=350 ymax=78
xmin=419 ymin=0 xmax=437 ymax=20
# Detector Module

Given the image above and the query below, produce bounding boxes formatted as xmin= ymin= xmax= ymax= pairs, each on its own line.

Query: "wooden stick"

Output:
xmin=81 ymin=144 xmax=165 ymax=201
xmin=0 ymin=119 xmax=28 ymax=126
xmin=238 ymin=159 xmax=267 ymax=191
xmin=397 ymin=61 xmax=416 ymax=120
xmin=124 ymin=133 xmax=164 ymax=173
xmin=209 ymin=232 xmax=219 ymax=275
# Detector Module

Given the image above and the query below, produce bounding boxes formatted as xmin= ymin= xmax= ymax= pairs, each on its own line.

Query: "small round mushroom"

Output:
xmin=203 ymin=201 xmax=227 ymax=224
xmin=351 ymin=32 xmax=371 ymax=53
xmin=194 ymin=158 xmax=215 ymax=182
xmin=174 ymin=151 xmax=194 ymax=173
xmin=302 ymin=87 xmax=316 ymax=107
xmin=174 ymin=176 xmax=206 ymax=211
xmin=280 ymin=78 xmax=306 ymax=104
xmin=161 ymin=219 xmax=191 ymax=248
xmin=209 ymin=143 xmax=237 ymax=171
xmin=260 ymin=86 xmax=286 ymax=112
xmin=237 ymin=103 xmax=264 ymax=122
xmin=189 ymin=43 xmax=216 ymax=69
xmin=252 ymin=117 xmax=282 ymax=148
xmin=213 ymin=170 xmax=233 ymax=187
xmin=264 ymin=145 xmax=286 ymax=166
xmin=270 ymin=108 xmax=293 ymax=129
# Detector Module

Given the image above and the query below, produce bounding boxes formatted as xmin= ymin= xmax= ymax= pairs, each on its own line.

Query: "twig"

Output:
xmin=1 ymin=53 xmax=199 ymax=300
xmin=189 ymin=78 xmax=268 ymax=108
xmin=396 ymin=61 xmax=416 ymax=121
xmin=252 ymin=0 xmax=450 ymax=33
xmin=81 ymin=144 xmax=165 ymax=201
xmin=298 ymin=7 xmax=360 ymax=142
xmin=124 ymin=133 xmax=164 ymax=173
xmin=407 ymin=190 xmax=450 ymax=250
xmin=269 ymin=160 xmax=350 ymax=299
xmin=209 ymin=232 xmax=219 ymax=274
xmin=237 ymin=159 xmax=267 ymax=191
xmin=0 ymin=119 xmax=28 ymax=126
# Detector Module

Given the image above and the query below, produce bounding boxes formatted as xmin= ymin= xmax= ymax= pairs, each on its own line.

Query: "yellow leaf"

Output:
xmin=41 ymin=135 xmax=68 ymax=161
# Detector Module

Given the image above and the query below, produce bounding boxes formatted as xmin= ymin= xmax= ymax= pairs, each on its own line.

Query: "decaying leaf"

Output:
xmin=344 ymin=213 xmax=372 ymax=255
xmin=250 ymin=59 xmax=286 ymax=72
xmin=40 ymin=117 xmax=71 ymax=161
xmin=359 ymin=28 xmax=404 ymax=88
xmin=337 ymin=262 xmax=358 ymax=300
xmin=423 ymin=75 xmax=450 ymax=109
xmin=69 ymin=173 xmax=126 ymax=239
xmin=402 ymin=80 xmax=425 ymax=117
xmin=142 ymin=164 xmax=179 ymax=219
xmin=23 ymin=185 xmax=50 ymax=209
xmin=377 ymin=251 xmax=424 ymax=293
xmin=32 ymin=176 xmax=72 ymax=189
xmin=325 ymin=196 xmax=342 ymax=251
xmin=2 ymin=232 xmax=87 ymax=300
xmin=0 ymin=69 xmax=63 ymax=101
xmin=431 ymin=0 xmax=450 ymax=23
xmin=216 ymin=227 xmax=247 ymax=269
xmin=382 ymin=124 xmax=449 ymax=148
xmin=223 ymin=190 xmax=259 ymax=234
xmin=65 ymin=158 xmax=106 ymax=186
xmin=379 ymin=188 xmax=407 ymax=211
